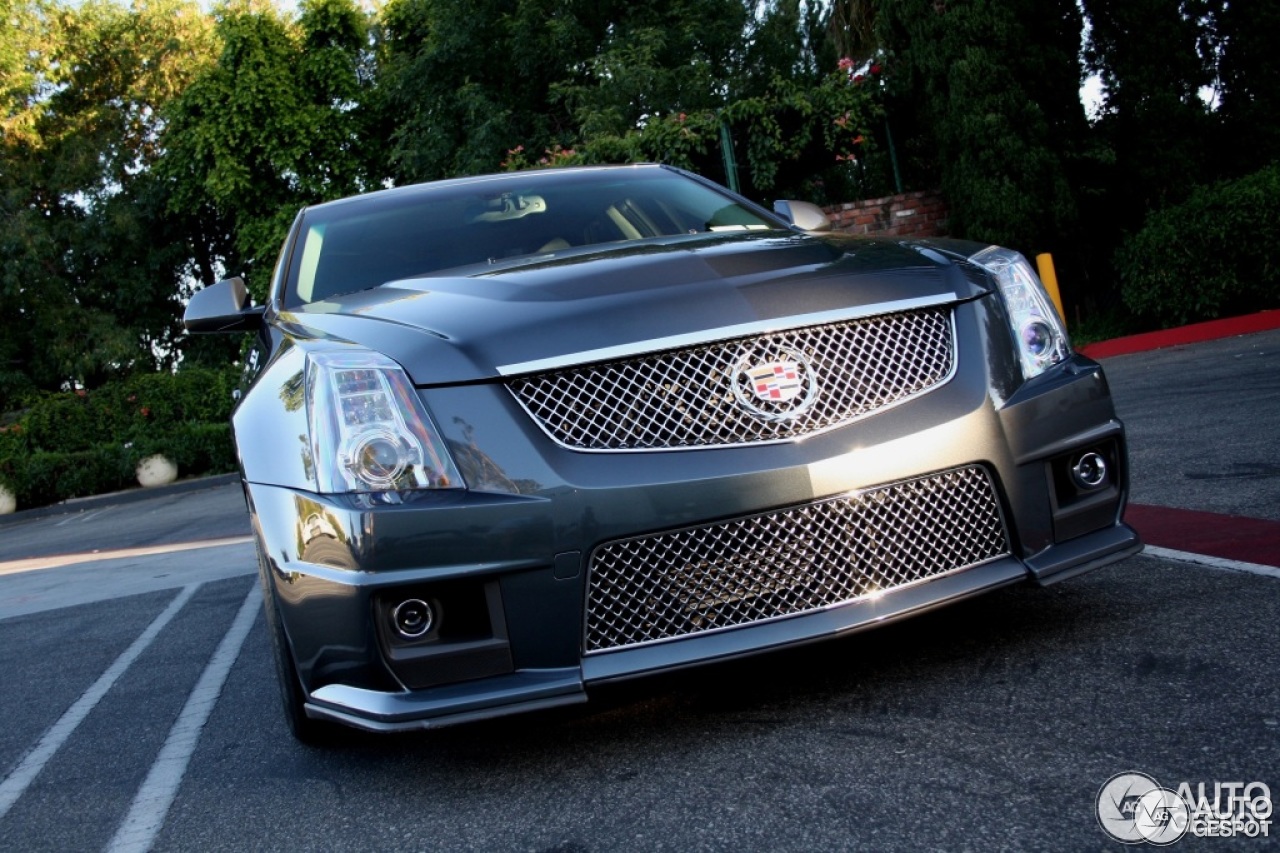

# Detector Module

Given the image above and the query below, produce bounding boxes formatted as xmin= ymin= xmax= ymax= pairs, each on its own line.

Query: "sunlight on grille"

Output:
xmin=585 ymin=466 xmax=1009 ymax=653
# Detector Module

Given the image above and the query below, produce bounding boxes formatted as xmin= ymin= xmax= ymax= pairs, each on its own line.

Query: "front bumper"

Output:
xmin=278 ymin=528 xmax=1139 ymax=733
xmin=244 ymin=348 xmax=1140 ymax=732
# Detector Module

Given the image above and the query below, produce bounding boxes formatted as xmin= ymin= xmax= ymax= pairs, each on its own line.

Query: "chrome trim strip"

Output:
xmin=496 ymin=292 xmax=960 ymax=376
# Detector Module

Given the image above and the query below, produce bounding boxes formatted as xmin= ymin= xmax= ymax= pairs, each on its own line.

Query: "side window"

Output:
xmin=294 ymin=224 xmax=326 ymax=303
xmin=705 ymin=204 xmax=771 ymax=231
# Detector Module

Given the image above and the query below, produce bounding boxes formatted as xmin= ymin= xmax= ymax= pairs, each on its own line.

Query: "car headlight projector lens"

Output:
xmin=306 ymin=348 xmax=463 ymax=494
xmin=344 ymin=426 xmax=414 ymax=489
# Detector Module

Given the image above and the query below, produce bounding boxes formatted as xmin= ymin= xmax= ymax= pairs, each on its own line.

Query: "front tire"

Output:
xmin=255 ymin=546 xmax=344 ymax=745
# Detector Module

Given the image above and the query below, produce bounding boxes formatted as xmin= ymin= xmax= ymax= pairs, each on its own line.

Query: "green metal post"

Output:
xmin=719 ymin=121 xmax=740 ymax=194
xmin=885 ymin=118 xmax=903 ymax=195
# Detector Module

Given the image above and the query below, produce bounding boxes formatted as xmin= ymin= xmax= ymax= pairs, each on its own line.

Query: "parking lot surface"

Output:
xmin=0 ymin=328 xmax=1276 ymax=851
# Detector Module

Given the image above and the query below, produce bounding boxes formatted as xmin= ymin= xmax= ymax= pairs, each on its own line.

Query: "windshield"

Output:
xmin=285 ymin=168 xmax=781 ymax=306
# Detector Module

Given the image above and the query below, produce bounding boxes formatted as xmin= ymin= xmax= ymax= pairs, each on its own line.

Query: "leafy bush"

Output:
xmin=9 ymin=447 xmax=136 ymax=508
xmin=1118 ymin=164 xmax=1280 ymax=326
xmin=0 ymin=366 xmax=240 ymax=509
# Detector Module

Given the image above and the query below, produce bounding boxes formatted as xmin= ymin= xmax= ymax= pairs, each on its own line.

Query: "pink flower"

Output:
xmin=852 ymin=135 xmax=865 ymax=145
xmin=140 ymin=406 xmax=151 ymax=417
xmin=75 ymin=389 xmax=87 ymax=398
xmin=677 ymin=112 xmax=687 ymax=123
xmin=838 ymin=57 xmax=854 ymax=71
xmin=834 ymin=113 xmax=850 ymax=128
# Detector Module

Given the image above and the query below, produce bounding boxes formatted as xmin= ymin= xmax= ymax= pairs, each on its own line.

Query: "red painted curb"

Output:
xmin=1125 ymin=504 xmax=1280 ymax=568
xmin=1077 ymin=310 xmax=1280 ymax=359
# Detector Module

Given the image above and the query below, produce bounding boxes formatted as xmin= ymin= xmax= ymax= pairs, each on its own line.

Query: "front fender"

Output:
xmin=233 ymin=340 xmax=318 ymax=491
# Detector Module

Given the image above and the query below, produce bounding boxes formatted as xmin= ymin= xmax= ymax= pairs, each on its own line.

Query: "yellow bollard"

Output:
xmin=1035 ymin=253 xmax=1066 ymax=323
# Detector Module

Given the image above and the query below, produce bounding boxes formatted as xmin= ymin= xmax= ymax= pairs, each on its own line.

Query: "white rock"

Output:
xmin=136 ymin=454 xmax=178 ymax=488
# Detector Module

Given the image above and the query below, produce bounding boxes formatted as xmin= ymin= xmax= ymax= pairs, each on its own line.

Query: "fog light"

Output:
xmin=1070 ymin=451 xmax=1108 ymax=490
xmin=391 ymin=598 xmax=434 ymax=639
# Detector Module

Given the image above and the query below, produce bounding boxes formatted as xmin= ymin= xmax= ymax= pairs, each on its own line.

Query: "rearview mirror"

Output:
xmin=773 ymin=200 xmax=833 ymax=232
xmin=184 ymin=276 xmax=264 ymax=333
xmin=468 ymin=193 xmax=548 ymax=223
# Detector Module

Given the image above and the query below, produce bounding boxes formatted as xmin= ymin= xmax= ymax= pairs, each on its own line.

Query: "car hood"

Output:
xmin=276 ymin=232 xmax=991 ymax=385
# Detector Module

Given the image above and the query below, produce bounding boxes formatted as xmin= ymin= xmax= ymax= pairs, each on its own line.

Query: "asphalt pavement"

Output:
xmin=0 ymin=326 xmax=1276 ymax=851
xmin=1105 ymin=327 xmax=1280 ymax=523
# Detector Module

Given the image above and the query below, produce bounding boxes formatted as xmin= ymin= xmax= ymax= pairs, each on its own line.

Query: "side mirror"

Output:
xmin=184 ymin=276 xmax=265 ymax=333
xmin=773 ymin=200 xmax=833 ymax=232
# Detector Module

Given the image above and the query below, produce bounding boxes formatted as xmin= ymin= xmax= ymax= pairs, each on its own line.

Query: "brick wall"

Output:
xmin=822 ymin=189 xmax=949 ymax=239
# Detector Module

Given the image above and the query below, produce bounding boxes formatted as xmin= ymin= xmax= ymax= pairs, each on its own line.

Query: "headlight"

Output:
xmin=305 ymin=348 xmax=463 ymax=494
xmin=972 ymin=245 xmax=1070 ymax=378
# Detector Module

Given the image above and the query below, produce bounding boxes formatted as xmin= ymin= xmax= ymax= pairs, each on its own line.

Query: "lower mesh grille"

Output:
xmin=585 ymin=465 xmax=1010 ymax=653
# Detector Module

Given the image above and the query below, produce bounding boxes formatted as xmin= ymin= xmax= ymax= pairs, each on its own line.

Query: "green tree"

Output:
xmin=376 ymin=0 xmax=599 ymax=181
xmin=0 ymin=0 xmax=54 ymax=150
xmin=552 ymin=0 xmax=751 ymax=136
xmin=1211 ymin=1 xmax=1280 ymax=177
xmin=876 ymin=0 xmax=1087 ymax=254
xmin=157 ymin=0 xmax=373 ymax=302
xmin=1082 ymin=0 xmax=1215 ymax=217
xmin=378 ymin=0 xmax=876 ymax=200
xmin=0 ymin=0 xmax=219 ymax=401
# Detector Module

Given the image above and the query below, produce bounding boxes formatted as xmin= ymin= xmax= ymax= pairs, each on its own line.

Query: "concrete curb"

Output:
xmin=0 ymin=472 xmax=241 ymax=527
xmin=1077 ymin=309 xmax=1280 ymax=359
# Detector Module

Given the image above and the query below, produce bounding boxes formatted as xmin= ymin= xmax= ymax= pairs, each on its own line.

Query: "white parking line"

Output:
xmin=107 ymin=584 xmax=261 ymax=853
xmin=0 ymin=536 xmax=254 ymax=577
xmin=0 ymin=584 xmax=201 ymax=820
xmin=1145 ymin=545 xmax=1280 ymax=580
xmin=53 ymin=505 xmax=117 ymax=527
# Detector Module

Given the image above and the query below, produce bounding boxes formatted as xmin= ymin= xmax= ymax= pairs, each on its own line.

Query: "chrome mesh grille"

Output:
xmin=508 ymin=307 xmax=955 ymax=450
xmin=585 ymin=465 xmax=1008 ymax=653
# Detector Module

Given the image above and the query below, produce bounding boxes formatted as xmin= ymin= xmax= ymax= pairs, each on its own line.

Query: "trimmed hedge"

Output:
xmin=1118 ymin=164 xmax=1280 ymax=326
xmin=0 ymin=366 xmax=240 ymax=509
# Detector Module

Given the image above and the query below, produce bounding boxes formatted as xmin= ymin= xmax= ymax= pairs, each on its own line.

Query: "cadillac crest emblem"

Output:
xmin=731 ymin=349 xmax=819 ymax=421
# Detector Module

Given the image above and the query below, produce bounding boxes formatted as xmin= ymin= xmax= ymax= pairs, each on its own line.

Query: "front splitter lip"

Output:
xmin=1025 ymin=522 xmax=1142 ymax=585
xmin=301 ymin=524 xmax=1140 ymax=733
xmin=305 ymin=668 xmax=587 ymax=733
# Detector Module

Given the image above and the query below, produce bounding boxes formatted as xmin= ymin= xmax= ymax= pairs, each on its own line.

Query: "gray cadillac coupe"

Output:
xmin=184 ymin=164 xmax=1141 ymax=742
